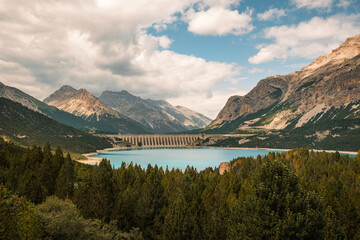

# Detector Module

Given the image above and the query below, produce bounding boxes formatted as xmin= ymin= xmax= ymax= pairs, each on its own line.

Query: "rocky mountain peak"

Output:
xmin=99 ymin=90 xmax=212 ymax=132
xmin=302 ymin=34 xmax=360 ymax=72
xmin=44 ymin=85 xmax=77 ymax=103
xmin=44 ymin=86 xmax=119 ymax=120
xmin=207 ymin=33 xmax=360 ymax=132
xmin=75 ymin=88 xmax=94 ymax=99
xmin=59 ymin=85 xmax=76 ymax=92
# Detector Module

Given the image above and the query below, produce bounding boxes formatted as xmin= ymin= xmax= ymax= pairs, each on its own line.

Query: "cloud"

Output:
xmin=187 ymin=7 xmax=254 ymax=36
xmin=249 ymin=14 xmax=360 ymax=64
xmin=257 ymin=8 xmax=285 ymax=21
xmin=0 ymin=0 xmax=244 ymax=116
xmin=247 ymin=67 xmax=265 ymax=74
xmin=291 ymin=0 xmax=334 ymax=9
xmin=337 ymin=0 xmax=352 ymax=8
xmin=167 ymin=88 xmax=248 ymax=118
xmin=198 ymin=0 xmax=241 ymax=9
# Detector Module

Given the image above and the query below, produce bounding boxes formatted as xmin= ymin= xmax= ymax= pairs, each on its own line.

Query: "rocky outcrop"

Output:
xmin=207 ymin=34 xmax=360 ymax=132
xmin=210 ymin=75 xmax=290 ymax=126
xmin=219 ymin=162 xmax=230 ymax=175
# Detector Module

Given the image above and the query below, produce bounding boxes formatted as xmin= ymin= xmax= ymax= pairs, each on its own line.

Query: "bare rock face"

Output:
xmin=44 ymin=86 xmax=150 ymax=134
xmin=44 ymin=86 xmax=120 ymax=121
xmin=208 ymin=34 xmax=360 ymax=132
xmin=210 ymin=75 xmax=290 ymax=127
xmin=44 ymin=86 xmax=211 ymax=133
xmin=219 ymin=162 xmax=230 ymax=175
xmin=99 ymin=90 xmax=212 ymax=133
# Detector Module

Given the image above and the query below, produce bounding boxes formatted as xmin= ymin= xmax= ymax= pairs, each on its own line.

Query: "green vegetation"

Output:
xmin=1 ymin=138 xmax=360 ymax=239
xmin=212 ymin=118 xmax=360 ymax=151
xmin=0 ymin=97 xmax=112 ymax=153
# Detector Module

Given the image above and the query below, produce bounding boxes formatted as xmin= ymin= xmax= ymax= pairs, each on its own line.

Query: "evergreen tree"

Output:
xmin=228 ymin=161 xmax=343 ymax=240
xmin=52 ymin=146 xmax=65 ymax=179
xmin=91 ymin=159 xmax=117 ymax=221
xmin=55 ymin=153 xmax=75 ymax=199
xmin=38 ymin=143 xmax=54 ymax=195
xmin=19 ymin=172 xmax=46 ymax=204
xmin=135 ymin=165 xmax=164 ymax=238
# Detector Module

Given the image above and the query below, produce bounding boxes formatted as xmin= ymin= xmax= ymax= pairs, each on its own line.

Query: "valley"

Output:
xmin=0 ymin=2 xmax=359 ymax=237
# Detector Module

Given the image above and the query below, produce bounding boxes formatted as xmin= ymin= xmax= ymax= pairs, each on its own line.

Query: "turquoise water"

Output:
xmin=91 ymin=147 xmax=283 ymax=171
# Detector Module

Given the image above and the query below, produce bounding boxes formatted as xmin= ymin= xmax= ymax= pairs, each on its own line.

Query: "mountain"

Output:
xmin=206 ymin=34 xmax=360 ymax=133
xmin=99 ymin=90 xmax=212 ymax=133
xmin=210 ymin=118 xmax=360 ymax=151
xmin=0 ymin=82 xmax=98 ymax=131
xmin=0 ymin=97 xmax=112 ymax=153
xmin=44 ymin=86 xmax=149 ymax=134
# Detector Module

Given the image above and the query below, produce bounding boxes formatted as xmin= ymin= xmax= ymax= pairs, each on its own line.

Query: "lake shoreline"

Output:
xmin=77 ymin=146 xmax=358 ymax=165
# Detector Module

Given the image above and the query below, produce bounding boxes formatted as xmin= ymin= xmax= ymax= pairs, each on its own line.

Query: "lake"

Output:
xmin=90 ymin=147 xmax=283 ymax=171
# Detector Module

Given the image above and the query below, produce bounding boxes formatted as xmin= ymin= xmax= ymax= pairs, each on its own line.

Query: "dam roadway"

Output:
xmin=99 ymin=134 xmax=253 ymax=147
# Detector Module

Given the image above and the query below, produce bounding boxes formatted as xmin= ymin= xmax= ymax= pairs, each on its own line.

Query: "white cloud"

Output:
xmin=167 ymin=88 xmax=248 ymax=119
xmin=257 ymin=8 xmax=285 ymax=21
xmin=247 ymin=67 xmax=265 ymax=74
xmin=198 ymin=0 xmax=241 ymax=9
xmin=337 ymin=0 xmax=352 ymax=8
xmin=0 ymin=0 xmax=245 ymax=116
xmin=187 ymin=7 xmax=253 ymax=36
xmin=291 ymin=0 xmax=334 ymax=9
xmin=249 ymin=15 xmax=360 ymax=64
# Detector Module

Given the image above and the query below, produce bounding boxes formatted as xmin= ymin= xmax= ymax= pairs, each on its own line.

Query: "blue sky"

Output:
xmin=152 ymin=0 xmax=360 ymax=90
xmin=0 ymin=0 xmax=359 ymax=118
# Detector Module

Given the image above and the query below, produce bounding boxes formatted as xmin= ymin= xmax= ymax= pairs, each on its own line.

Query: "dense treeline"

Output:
xmin=1 ymin=138 xmax=360 ymax=239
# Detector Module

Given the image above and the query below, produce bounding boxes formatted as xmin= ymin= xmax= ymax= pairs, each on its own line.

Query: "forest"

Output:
xmin=1 ymin=137 xmax=360 ymax=239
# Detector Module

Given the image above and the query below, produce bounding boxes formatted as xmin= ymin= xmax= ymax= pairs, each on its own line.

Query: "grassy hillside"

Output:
xmin=0 ymin=98 xmax=112 ymax=153
xmin=210 ymin=118 xmax=360 ymax=151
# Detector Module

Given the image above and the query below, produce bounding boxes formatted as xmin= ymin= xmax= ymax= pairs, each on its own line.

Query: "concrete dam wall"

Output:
xmin=107 ymin=134 xmax=204 ymax=147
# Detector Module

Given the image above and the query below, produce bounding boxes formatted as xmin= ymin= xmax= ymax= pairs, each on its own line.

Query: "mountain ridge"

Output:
xmin=0 ymin=82 xmax=103 ymax=131
xmin=0 ymin=97 xmax=112 ymax=153
xmin=98 ymin=90 xmax=212 ymax=133
xmin=206 ymin=33 xmax=360 ymax=133
xmin=44 ymin=87 xmax=149 ymax=134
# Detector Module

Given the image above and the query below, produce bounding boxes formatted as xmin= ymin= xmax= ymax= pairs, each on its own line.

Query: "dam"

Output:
xmin=102 ymin=134 xmax=205 ymax=147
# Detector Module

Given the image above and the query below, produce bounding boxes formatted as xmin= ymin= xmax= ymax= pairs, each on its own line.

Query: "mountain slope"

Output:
xmin=44 ymin=86 xmax=149 ymax=134
xmin=0 ymin=97 xmax=112 ymax=153
xmin=210 ymin=118 xmax=360 ymax=152
xmin=99 ymin=90 xmax=212 ymax=133
xmin=207 ymin=34 xmax=360 ymax=133
xmin=0 ymin=82 xmax=98 ymax=131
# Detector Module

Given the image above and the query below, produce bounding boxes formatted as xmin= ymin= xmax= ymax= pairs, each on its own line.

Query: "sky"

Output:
xmin=0 ymin=0 xmax=359 ymax=118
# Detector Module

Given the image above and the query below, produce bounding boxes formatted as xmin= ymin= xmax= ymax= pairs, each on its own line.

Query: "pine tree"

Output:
xmin=38 ymin=143 xmax=54 ymax=195
xmin=55 ymin=154 xmax=75 ymax=199
xmin=228 ymin=161 xmax=343 ymax=239
xmin=52 ymin=146 xmax=65 ymax=179
xmin=19 ymin=172 xmax=46 ymax=204
xmin=91 ymin=159 xmax=117 ymax=221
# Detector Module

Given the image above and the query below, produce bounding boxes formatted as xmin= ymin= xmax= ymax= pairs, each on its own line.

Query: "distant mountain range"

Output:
xmin=205 ymin=34 xmax=360 ymax=134
xmin=0 ymin=97 xmax=111 ymax=153
xmin=43 ymin=86 xmax=149 ymax=134
xmin=99 ymin=90 xmax=211 ymax=133
xmin=0 ymin=82 xmax=211 ymax=134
